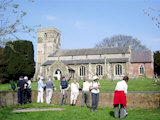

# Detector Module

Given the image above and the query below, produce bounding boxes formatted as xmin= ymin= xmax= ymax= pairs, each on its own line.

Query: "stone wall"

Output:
xmin=0 ymin=91 xmax=160 ymax=108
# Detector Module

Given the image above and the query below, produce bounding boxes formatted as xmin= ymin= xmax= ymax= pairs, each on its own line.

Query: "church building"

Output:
xmin=34 ymin=27 xmax=154 ymax=80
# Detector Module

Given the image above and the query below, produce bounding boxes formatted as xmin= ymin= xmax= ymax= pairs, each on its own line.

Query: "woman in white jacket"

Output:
xmin=70 ymin=79 xmax=79 ymax=106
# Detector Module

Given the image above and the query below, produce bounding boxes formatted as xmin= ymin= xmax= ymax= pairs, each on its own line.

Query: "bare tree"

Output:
xmin=0 ymin=0 xmax=40 ymax=47
xmin=143 ymin=7 xmax=160 ymax=29
xmin=95 ymin=35 xmax=148 ymax=50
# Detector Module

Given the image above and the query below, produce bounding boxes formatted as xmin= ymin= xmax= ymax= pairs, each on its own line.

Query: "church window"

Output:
xmin=115 ymin=64 xmax=122 ymax=75
xmin=139 ymin=65 xmax=144 ymax=75
xmin=79 ymin=66 xmax=86 ymax=77
xmin=96 ymin=65 xmax=103 ymax=76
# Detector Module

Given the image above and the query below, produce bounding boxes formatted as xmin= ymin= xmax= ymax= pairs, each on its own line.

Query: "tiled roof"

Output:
xmin=42 ymin=58 xmax=129 ymax=66
xmin=41 ymin=60 xmax=74 ymax=71
xmin=42 ymin=60 xmax=55 ymax=66
xmin=48 ymin=46 xmax=129 ymax=57
xmin=131 ymin=50 xmax=152 ymax=63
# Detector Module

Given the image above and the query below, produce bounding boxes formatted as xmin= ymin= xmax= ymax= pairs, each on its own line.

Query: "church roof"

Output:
xmin=48 ymin=46 xmax=130 ymax=57
xmin=42 ymin=58 xmax=129 ymax=66
xmin=130 ymin=50 xmax=152 ymax=63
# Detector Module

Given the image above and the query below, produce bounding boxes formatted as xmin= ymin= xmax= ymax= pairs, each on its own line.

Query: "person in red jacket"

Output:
xmin=113 ymin=76 xmax=129 ymax=119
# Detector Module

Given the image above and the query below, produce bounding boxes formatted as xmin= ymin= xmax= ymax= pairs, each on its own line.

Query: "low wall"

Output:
xmin=0 ymin=91 xmax=160 ymax=108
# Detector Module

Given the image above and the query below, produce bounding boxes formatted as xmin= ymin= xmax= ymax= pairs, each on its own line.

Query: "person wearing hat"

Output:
xmin=37 ymin=76 xmax=44 ymax=103
xmin=113 ymin=76 xmax=129 ymax=119
xmin=90 ymin=75 xmax=100 ymax=111
xmin=17 ymin=76 xmax=25 ymax=105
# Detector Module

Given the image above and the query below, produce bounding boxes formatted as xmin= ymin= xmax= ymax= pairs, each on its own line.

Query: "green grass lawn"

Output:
xmin=0 ymin=103 xmax=160 ymax=120
xmin=0 ymin=78 xmax=160 ymax=92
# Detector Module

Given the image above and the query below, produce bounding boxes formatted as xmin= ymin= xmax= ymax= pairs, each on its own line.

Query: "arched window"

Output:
xmin=115 ymin=64 xmax=122 ymax=75
xmin=96 ymin=65 xmax=103 ymax=76
xmin=79 ymin=66 xmax=86 ymax=77
xmin=139 ymin=65 xmax=144 ymax=75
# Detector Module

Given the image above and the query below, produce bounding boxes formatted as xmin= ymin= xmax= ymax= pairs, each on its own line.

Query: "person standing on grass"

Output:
xmin=59 ymin=76 xmax=70 ymax=105
xmin=37 ymin=76 xmax=44 ymax=103
xmin=46 ymin=77 xmax=54 ymax=104
xmin=81 ymin=79 xmax=90 ymax=108
xmin=24 ymin=76 xmax=32 ymax=103
xmin=113 ymin=76 xmax=129 ymax=119
xmin=24 ymin=76 xmax=28 ymax=104
xmin=17 ymin=76 xmax=25 ymax=105
xmin=70 ymin=79 xmax=79 ymax=106
xmin=27 ymin=77 xmax=32 ymax=103
xmin=90 ymin=76 xmax=100 ymax=112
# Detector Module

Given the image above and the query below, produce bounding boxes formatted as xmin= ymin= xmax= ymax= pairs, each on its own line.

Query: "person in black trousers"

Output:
xmin=24 ymin=77 xmax=28 ymax=104
xmin=17 ymin=76 xmax=25 ymax=105
xmin=27 ymin=78 xmax=32 ymax=103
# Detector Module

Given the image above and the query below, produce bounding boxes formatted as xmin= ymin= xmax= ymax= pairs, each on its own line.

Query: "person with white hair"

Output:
xmin=24 ymin=76 xmax=32 ymax=103
xmin=24 ymin=76 xmax=28 ymax=104
xmin=90 ymin=76 xmax=100 ymax=111
xmin=37 ymin=76 xmax=44 ymax=103
xmin=70 ymin=79 xmax=79 ymax=106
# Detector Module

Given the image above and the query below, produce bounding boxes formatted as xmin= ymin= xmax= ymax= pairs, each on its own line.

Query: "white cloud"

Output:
xmin=75 ymin=21 xmax=84 ymax=29
xmin=44 ymin=15 xmax=57 ymax=21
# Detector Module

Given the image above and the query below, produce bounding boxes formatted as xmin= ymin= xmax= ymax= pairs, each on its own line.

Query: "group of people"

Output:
xmin=19 ymin=75 xmax=128 ymax=119
xmin=69 ymin=75 xmax=100 ymax=112
xmin=36 ymin=75 xmax=100 ymax=111
xmin=37 ymin=76 xmax=55 ymax=104
xmin=17 ymin=76 xmax=32 ymax=105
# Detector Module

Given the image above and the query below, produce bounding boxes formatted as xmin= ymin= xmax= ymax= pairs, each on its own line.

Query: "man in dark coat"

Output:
xmin=17 ymin=76 xmax=25 ymax=105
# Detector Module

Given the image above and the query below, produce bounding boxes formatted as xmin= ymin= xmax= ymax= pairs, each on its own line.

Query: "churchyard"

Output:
xmin=0 ymin=103 xmax=160 ymax=120
xmin=0 ymin=77 xmax=160 ymax=120
xmin=0 ymin=78 xmax=160 ymax=91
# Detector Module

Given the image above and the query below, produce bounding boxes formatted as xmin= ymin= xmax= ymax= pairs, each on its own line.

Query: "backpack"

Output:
xmin=11 ymin=82 xmax=16 ymax=90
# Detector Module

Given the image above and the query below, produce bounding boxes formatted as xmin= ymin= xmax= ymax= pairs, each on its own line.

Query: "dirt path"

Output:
xmin=12 ymin=108 xmax=66 ymax=113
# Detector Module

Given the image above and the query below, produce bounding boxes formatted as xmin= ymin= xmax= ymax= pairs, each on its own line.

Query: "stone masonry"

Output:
xmin=34 ymin=27 xmax=154 ymax=80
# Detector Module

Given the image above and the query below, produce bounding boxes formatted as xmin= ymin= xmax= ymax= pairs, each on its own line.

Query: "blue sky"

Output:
xmin=15 ymin=0 xmax=160 ymax=59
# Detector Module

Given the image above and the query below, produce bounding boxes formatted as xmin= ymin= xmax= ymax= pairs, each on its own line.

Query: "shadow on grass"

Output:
xmin=109 ymin=111 xmax=114 ymax=117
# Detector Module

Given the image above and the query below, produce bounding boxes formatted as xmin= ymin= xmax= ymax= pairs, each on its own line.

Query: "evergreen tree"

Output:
xmin=3 ymin=40 xmax=35 ymax=81
xmin=154 ymin=51 xmax=160 ymax=76
xmin=0 ymin=48 xmax=8 ymax=83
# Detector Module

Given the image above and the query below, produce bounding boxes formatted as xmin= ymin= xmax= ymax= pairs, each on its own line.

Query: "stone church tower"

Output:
xmin=34 ymin=27 xmax=154 ymax=81
xmin=35 ymin=28 xmax=61 ymax=79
